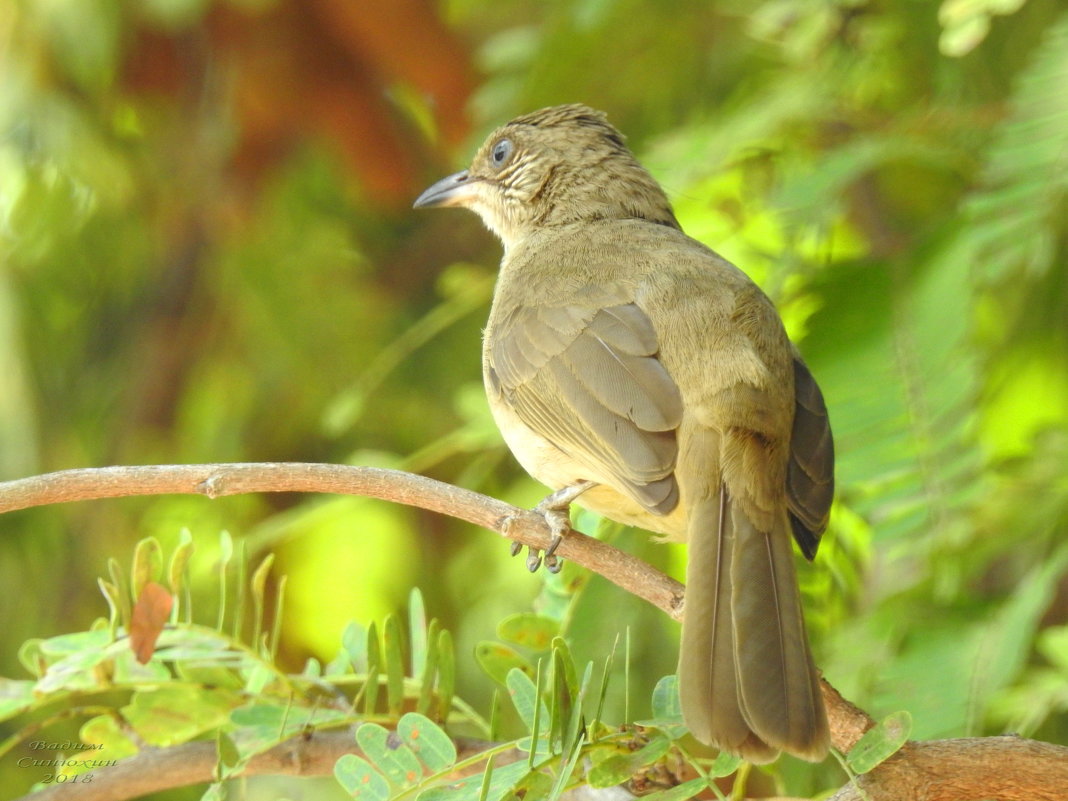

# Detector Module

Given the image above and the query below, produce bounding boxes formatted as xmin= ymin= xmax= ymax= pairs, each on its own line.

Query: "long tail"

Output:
xmin=677 ymin=485 xmax=828 ymax=763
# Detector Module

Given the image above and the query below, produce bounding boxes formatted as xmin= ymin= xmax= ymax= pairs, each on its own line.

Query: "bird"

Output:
xmin=414 ymin=103 xmax=833 ymax=763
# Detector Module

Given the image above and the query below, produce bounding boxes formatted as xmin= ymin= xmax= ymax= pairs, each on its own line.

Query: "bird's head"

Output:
xmin=414 ymin=104 xmax=678 ymax=249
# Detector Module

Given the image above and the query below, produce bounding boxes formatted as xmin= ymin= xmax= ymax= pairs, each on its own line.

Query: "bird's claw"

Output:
xmin=507 ymin=481 xmax=595 ymax=573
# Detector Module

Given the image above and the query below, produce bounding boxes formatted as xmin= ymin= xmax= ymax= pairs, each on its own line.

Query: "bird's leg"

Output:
xmin=518 ymin=480 xmax=596 ymax=573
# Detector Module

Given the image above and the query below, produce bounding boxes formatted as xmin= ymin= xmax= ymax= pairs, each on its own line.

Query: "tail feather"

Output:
xmin=678 ymin=486 xmax=828 ymax=763
xmin=679 ymin=490 xmax=778 ymax=762
xmin=731 ymin=499 xmax=828 ymax=759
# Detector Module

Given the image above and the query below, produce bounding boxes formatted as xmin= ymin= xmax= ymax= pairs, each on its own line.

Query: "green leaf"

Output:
xmin=38 ymin=629 xmax=113 ymax=657
xmin=418 ymin=758 xmax=533 ymax=801
xmin=174 ymin=662 xmax=244 ymax=690
xmin=637 ymin=777 xmax=709 ymax=801
xmin=356 ymin=723 xmax=423 ymax=787
xmin=232 ymin=539 xmax=248 ymax=642
xmin=650 ymin=675 xmax=681 ymax=720
xmin=336 ymin=754 xmax=391 ymax=801
xmin=525 ymin=661 xmax=547 ymax=764
xmin=558 ymin=652 xmax=590 ymax=758
xmin=476 ymin=754 xmax=495 ymax=801
xmin=417 ymin=619 xmax=441 ymax=716
xmin=513 ymin=769 xmax=554 ymax=801
xmin=219 ymin=529 xmax=234 ymax=562
xmin=641 ymin=675 xmax=688 ymax=740
xmin=108 ymin=558 xmax=132 ymax=629
xmin=216 ymin=531 xmax=233 ymax=631
xmin=397 ymin=712 xmax=457 ymax=772
xmin=215 ymin=730 xmax=242 ymax=780
xmin=17 ymin=639 xmax=44 ymax=677
xmin=35 ymin=632 xmax=120 ymax=692
xmin=270 ymin=574 xmax=286 ymax=660
xmin=436 ymin=628 xmax=455 ymax=722
xmin=488 ymin=690 xmax=502 ymax=742
xmin=549 ymin=646 xmax=574 ymax=749
xmin=846 ymin=711 xmax=912 ymax=774
xmin=131 ymin=537 xmax=163 ymax=599
xmin=475 ymin=642 xmax=534 ymax=685
xmin=243 ymin=663 xmax=274 ymax=695
xmin=587 ymin=735 xmax=671 ymax=788
xmin=97 ymin=578 xmax=121 ymax=637
xmin=496 ymin=614 xmax=559 ymax=650
xmin=343 ymin=621 xmax=369 ymax=672
xmin=384 ymin=614 xmax=406 ymax=716
xmin=707 ymin=750 xmax=743 ymax=778
xmin=250 ymin=554 xmax=274 ymax=646
xmin=79 ymin=713 xmax=139 ymax=760
xmin=123 ymin=685 xmax=241 ymax=747
xmin=364 ymin=621 xmax=381 ymax=715
xmin=546 ymin=731 xmax=584 ymax=801
xmin=506 ymin=667 xmax=546 ymax=736
xmin=168 ymin=529 xmax=195 ymax=595
xmin=591 ymin=635 xmax=618 ymax=730
xmin=230 ymin=703 xmax=351 ymax=758
xmin=409 ymin=587 xmax=428 ymax=677
xmin=0 ymin=678 xmax=36 ymax=720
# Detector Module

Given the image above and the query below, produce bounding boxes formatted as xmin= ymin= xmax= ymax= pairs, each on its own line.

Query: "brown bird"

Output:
xmin=414 ymin=104 xmax=832 ymax=762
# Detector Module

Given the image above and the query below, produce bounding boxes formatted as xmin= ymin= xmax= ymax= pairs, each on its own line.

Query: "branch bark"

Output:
xmin=0 ymin=463 xmax=681 ymax=620
xmin=18 ymin=732 xmax=357 ymax=801
xmin=3 ymin=463 xmax=1065 ymax=801
xmin=828 ymin=736 xmax=1068 ymax=801
xmin=16 ymin=733 xmax=513 ymax=801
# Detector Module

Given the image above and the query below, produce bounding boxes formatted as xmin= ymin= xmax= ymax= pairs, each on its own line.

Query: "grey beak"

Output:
xmin=413 ymin=170 xmax=476 ymax=209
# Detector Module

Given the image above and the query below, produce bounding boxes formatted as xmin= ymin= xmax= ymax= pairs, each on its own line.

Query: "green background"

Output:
xmin=1 ymin=0 xmax=1066 ymax=797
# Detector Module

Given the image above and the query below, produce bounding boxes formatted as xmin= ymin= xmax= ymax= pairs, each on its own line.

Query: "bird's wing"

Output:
xmin=786 ymin=357 xmax=834 ymax=559
xmin=487 ymin=297 xmax=683 ymax=515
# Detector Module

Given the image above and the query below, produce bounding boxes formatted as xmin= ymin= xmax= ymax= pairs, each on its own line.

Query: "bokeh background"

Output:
xmin=1 ymin=0 xmax=1066 ymax=797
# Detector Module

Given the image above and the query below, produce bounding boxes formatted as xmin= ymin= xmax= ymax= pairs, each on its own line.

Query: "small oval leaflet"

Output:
xmin=398 ymin=712 xmax=457 ymax=772
xmin=846 ymin=710 xmax=912 ymax=774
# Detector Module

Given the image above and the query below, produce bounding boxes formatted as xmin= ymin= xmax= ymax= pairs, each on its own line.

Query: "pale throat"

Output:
xmin=471 ymin=201 xmax=526 ymax=252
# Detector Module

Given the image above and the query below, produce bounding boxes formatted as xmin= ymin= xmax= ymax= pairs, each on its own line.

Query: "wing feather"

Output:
xmin=490 ymin=300 xmax=682 ymax=515
xmin=786 ymin=357 xmax=834 ymax=559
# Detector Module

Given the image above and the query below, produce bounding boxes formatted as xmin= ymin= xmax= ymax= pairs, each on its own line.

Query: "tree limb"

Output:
xmin=4 ymin=463 xmax=1065 ymax=801
xmin=829 ymin=736 xmax=1068 ymax=801
xmin=17 ymin=732 xmax=356 ymax=801
xmin=15 ymin=732 xmax=512 ymax=801
xmin=0 ymin=462 xmax=681 ymax=622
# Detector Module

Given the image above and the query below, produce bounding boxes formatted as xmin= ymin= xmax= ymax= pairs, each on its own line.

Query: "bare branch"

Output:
xmin=17 ymin=733 xmax=351 ymax=801
xmin=829 ymin=736 xmax=1068 ymax=801
xmin=15 ymin=732 xmax=510 ymax=801
xmin=6 ymin=464 xmax=1064 ymax=801
xmin=0 ymin=463 xmax=682 ymax=620
xmin=0 ymin=463 xmax=866 ymax=750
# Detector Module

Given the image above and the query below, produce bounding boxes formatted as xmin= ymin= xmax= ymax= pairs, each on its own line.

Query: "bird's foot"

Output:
xmin=508 ymin=481 xmax=595 ymax=573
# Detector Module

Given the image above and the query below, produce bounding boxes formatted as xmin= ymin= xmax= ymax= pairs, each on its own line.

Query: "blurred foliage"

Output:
xmin=1 ymin=0 xmax=1067 ymax=798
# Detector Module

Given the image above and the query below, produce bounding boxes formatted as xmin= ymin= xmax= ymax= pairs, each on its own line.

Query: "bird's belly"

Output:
xmin=488 ymin=394 xmax=689 ymax=541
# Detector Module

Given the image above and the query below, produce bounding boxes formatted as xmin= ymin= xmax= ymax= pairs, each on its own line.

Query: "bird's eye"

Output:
xmin=490 ymin=138 xmax=513 ymax=168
